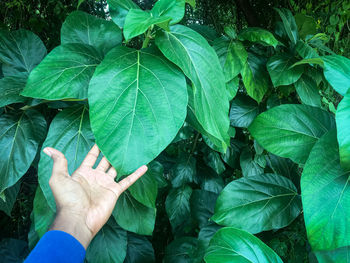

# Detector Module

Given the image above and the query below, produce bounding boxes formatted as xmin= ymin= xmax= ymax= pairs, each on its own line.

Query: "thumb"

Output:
xmin=43 ymin=147 xmax=69 ymax=182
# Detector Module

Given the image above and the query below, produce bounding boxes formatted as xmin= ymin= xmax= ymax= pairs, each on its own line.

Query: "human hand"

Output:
xmin=43 ymin=144 xmax=147 ymax=249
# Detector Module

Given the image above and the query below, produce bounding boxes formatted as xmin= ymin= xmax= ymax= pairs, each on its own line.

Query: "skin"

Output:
xmin=43 ymin=144 xmax=148 ymax=249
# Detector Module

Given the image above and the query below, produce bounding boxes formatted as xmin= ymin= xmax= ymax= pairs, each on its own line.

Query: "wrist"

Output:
xmin=50 ymin=210 xmax=93 ymax=249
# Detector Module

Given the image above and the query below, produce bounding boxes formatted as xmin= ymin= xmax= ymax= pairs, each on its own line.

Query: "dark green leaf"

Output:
xmin=241 ymin=52 xmax=270 ymax=103
xmin=89 ymin=46 xmax=187 ymax=175
xmin=0 ymin=181 xmax=20 ymax=216
xmin=0 ymin=74 xmax=28 ymax=107
xmin=294 ymin=75 xmax=321 ymax=107
xmin=198 ymin=223 xmax=222 ymax=246
xmin=22 ymin=43 xmax=103 ymax=100
xmin=221 ymin=140 xmax=241 ymax=168
xmin=188 ymin=24 xmax=219 ymax=45
xmin=212 ymin=174 xmax=301 ymax=233
xmin=238 ymin=27 xmax=279 ymax=48
xmin=86 ymin=218 xmax=127 ymax=263
xmin=240 ymin=147 xmax=264 ymax=177
xmin=301 ymin=130 xmax=350 ymax=251
xmin=336 ymin=91 xmax=350 ymax=170
xmin=295 ymin=40 xmax=319 ymax=59
xmin=125 ymin=233 xmax=155 ymax=263
xmin=322 ymin=55 xmax=350 ymax=95
xmin=203 ymin=150 xmax=226 ymax=175
xmin=0 ymin=30 xmax=46 ymax=76
xmin=295 ymin=13 xmax=317 ymax=39
xmin=38 ymin=105 xmax=94 ymax=210
xmin=204 ymin=227 xmax=283 ymax=263
xmin=0 ymin=238 xmax=28 ymax=263
xmin=156 ymin=25 xmax=230 ymax=147
xmin=267 ymin=53 xmax=304 ymax=87
xmin=248 ymin=104 xmax=335 ymax=164
xmin=275 ymin=8 xmax=299 ymax=45
xmin=198 ymin=166 xmax=224 ymax=194
xmin=170 ymin=155 xmax=196 ymax=187
xmin=113 ymin=191 xmax=156 ymax=235
xmin=108 ymin=0 xmax=140 ymax=28
xmin=229 ymin=95 xmax=259 ymax=128
xmin=61 ymin=11 xmax=122 ymax=55
xmin=149 ymin=161 xmax=167 ymax=188
xmin=190 ymin=189 xmax=217 ymax=228
xmin=0 ymin=110 xmax=46 ymax=194
xmin=164 ymin=237 xmax=199 ymax=263
xmin=226 ymin=77 xmax=239 ymax=100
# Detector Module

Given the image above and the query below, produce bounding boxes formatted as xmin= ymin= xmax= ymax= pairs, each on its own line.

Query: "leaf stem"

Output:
xmin=142 ymin=26 xmax=153 ymax=49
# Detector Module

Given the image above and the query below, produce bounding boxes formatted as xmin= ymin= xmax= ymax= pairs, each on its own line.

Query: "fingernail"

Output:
xmin=43 ymin=148 xmax=52 ymax=157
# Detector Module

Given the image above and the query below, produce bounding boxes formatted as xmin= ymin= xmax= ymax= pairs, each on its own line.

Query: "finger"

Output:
xmin=81 ymin=144 xmax=100 ymax=167
xmin=118 ymin=165 xmax=148 ymax=192
xmin=96 ymin=157 xmax=110 ymax=172
xmin=107 ymin=166 xmax=117 ymax=179
xmin=43 ymin=147 xmax=69 ymax=183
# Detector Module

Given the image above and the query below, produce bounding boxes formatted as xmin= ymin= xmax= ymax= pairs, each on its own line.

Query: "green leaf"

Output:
xmin=204 ymin=227 xmax=283 ymax=263
xmin=212 ymin=174 xmax=301 ymax=233
xmin=301 ymin=130 xmax=350 ymax=251
xmin=295 ymin=40 xmax=319 ymax=59
xmin=38 ymin=105 xmax=94 ymax=211
xmin=336 ymin=91 xmax=350 ymax=170
xmin=238 ymin=27 xmax=279 ymax=48
xmin=203 ymin=149 xmax=226 ymax=175
xmin=198 ymin=166 xmax=224 ymax=194
xmin=86 ymin=218 xmax=127 ymax=263
xmin=123 ymin=9 xmax=171 ymax=40
xmin=295 ymin=13 xmax=317 ymax=39
xmin=0 ymin=110 xmax=46 ymax=194
xmin=165 ymin=185 xmax=192 ymax=233
xmin=0 ymin=238 xmax=28 ymax=262
xmin=125 ymin=233 xmax=155 ymax=263
xmin=241 ymin=52 xmax=270 ymax=103
xmin=107 ymin=0 xmax=140 ymax=28
xmin=294 ymin=75 xmax=321 ymax=107
xmin=314 ymin=246 xmax=350 ymax=263
xmin=248 ymin=104 xmax=335 ymax=164
xmin=322 ymin=55 xmax=350 ymax=95
xmin=152 ymin=0 xmax=186 ymax=25
xmin=198 ymin=223 xmax=222 ymax=246
xmin=239 ymin=147 xmax=264 ymax=177
xmin=33 ymin=186 xmax=55 ymax=238
xmin=226 ymin=77 xmax=239 ymax=100
xmin=190 ymin=189 xmax=217 ymax=228
xmin=0 ymin=181 xmax=20 ymax=216
xmin=229 ymin=95 xmax=259 ymax=128
xmin=188 ymin=24 xmax=219 ymax=45
xmin=213 ymin=38 xmax=247 ymax=81
xmin=267 ymin=53 xmax=304 ymax=87
xmin=221 ymin=140 xmax=241 ymax=168
xmin=156 ymin=25 xmax=230 ymax=147
xmin=89 ymin=46 xmax=187 ymax=175
xmin=21 ymin=43 xmax=103 ymax=100
xmin=291 ymin=57 xmax=324 ymax=67
xmin=164 ymin=237 xmax=199 ymax=263
xmin=149 ymin=161 xmax=167 ymax=188
xmin=113 ymin=191 xmax=156 ymax=235
xmin=170 ymin=155 xmax=196 ymax=187
xmin=275 ymin=8 xmax=299 ymax=45
xmin=0 ymin=74 xmax=28 ymax=107
xmin=61 ymin=11 xmax=122 ymax=55
xmin=0 ymin=30 xmax=46 ymax=76
xmin=128 ymin=164 xmax=158 ymax=208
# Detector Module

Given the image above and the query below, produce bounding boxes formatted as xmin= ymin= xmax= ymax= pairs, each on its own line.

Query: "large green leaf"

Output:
xmin=322 ymin=55 xmax=350 ymax=95
xmin=275 ymin=8 xmax=299 ymax=45
xmin=61 ymin=11 xmax=122 ymax=55
xmin=301 ymin=130 xmax=350 ymax=251
xmin=123 ymin=9 xmax=171 ymax=40
xmin=124 ymin=233 xmax=155 ymax=263
xmin=190 ymin=189 xmax=217 ymax=228
xmin=89 ymin=46 xmax=187 ymax=175
xmin=294 ymin=74 xmax=321 ymax=107
xmin=38 ymin=105 xmax=94 ymax=211
xmin=128 ymin=164 xmax=158 ymax=208
xmin=239 ymin=147 xmax=264 ymax=177
xmin=21 ymin=43 xmax=103 ymax=100
xmin=165 ymin=185 xmax=192 ymax=233
xmin=295 ymin=13 xmax=316 ymax=39
xmin=0 ymin=181 xmax=20 ymax=216
xmin=213 ymin=38 xmax=247 ymax=81
xmin=0 ymin=109 xmax=46 ymax=194
xmin=315 ymin=246 xmax=350 ymax=263
xmin=151 ymin=0 xmax=186 ymax=25
xmin=212 ymin=174 xmax=301 ymax=233
xmin=156 ymin=25 xmax=230 ymax=147
xmin=229 ymin=95 xmax=259 ymax=128
xmin=108 ymin=0 xmax=140 ymax=28
xmin=336 ymin=91 xmax=350 ymax=170
xmin=0 ymin=30 xmax=46 ymax=76
xmin=86 ymin=218 xmax=127 ymax=263
xmin=204 ymin=227 xmax=283 ymax=263
xmin=267 ymin=53 xmax=304 ymax=87
xmin=241 ymin=52 xmax=270 ymax=103
xmin=248 ymin=104 xmax=335 ymax=164
xmin=0 ymin=74 xmax=28 ymax=107
xmin=113 ymin=191 xmax=156 ymax=235
xmin=238 ymin=27 xmax=279 ymax=48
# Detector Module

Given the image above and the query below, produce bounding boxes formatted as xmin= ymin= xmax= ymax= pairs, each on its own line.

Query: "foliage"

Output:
xmin=0 ymin=0 xmax=350 ymax=262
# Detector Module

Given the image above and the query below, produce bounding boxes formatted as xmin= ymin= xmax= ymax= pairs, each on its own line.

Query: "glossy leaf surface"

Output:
xmin=322 ymin=55 xmax=350 ymax=95
xmin=238 ymin=27 xmax=279 ymax=48
xmin=125 ymin=233 xmax=155 ymax=263
xmin=294 ymin=75 xmax=321 ymax=107
xmin=0 ymin=74 xmax=28 ymax=107
xmin=229 ymin=95 xmax=259 ymax=128
xmin=152 ymin=0 xmax=186 ymax=24
xmin=275 ymin=8 xmax=298 ymax=45
xmin=108 ymin=0 xmax=140 ymax=28
xmin=336 ymin=91 xmax=350 ymax=170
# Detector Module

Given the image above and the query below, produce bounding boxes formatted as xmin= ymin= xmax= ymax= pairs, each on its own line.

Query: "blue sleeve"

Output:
xmin=24 ymin=230 xmax=86 ymax=263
